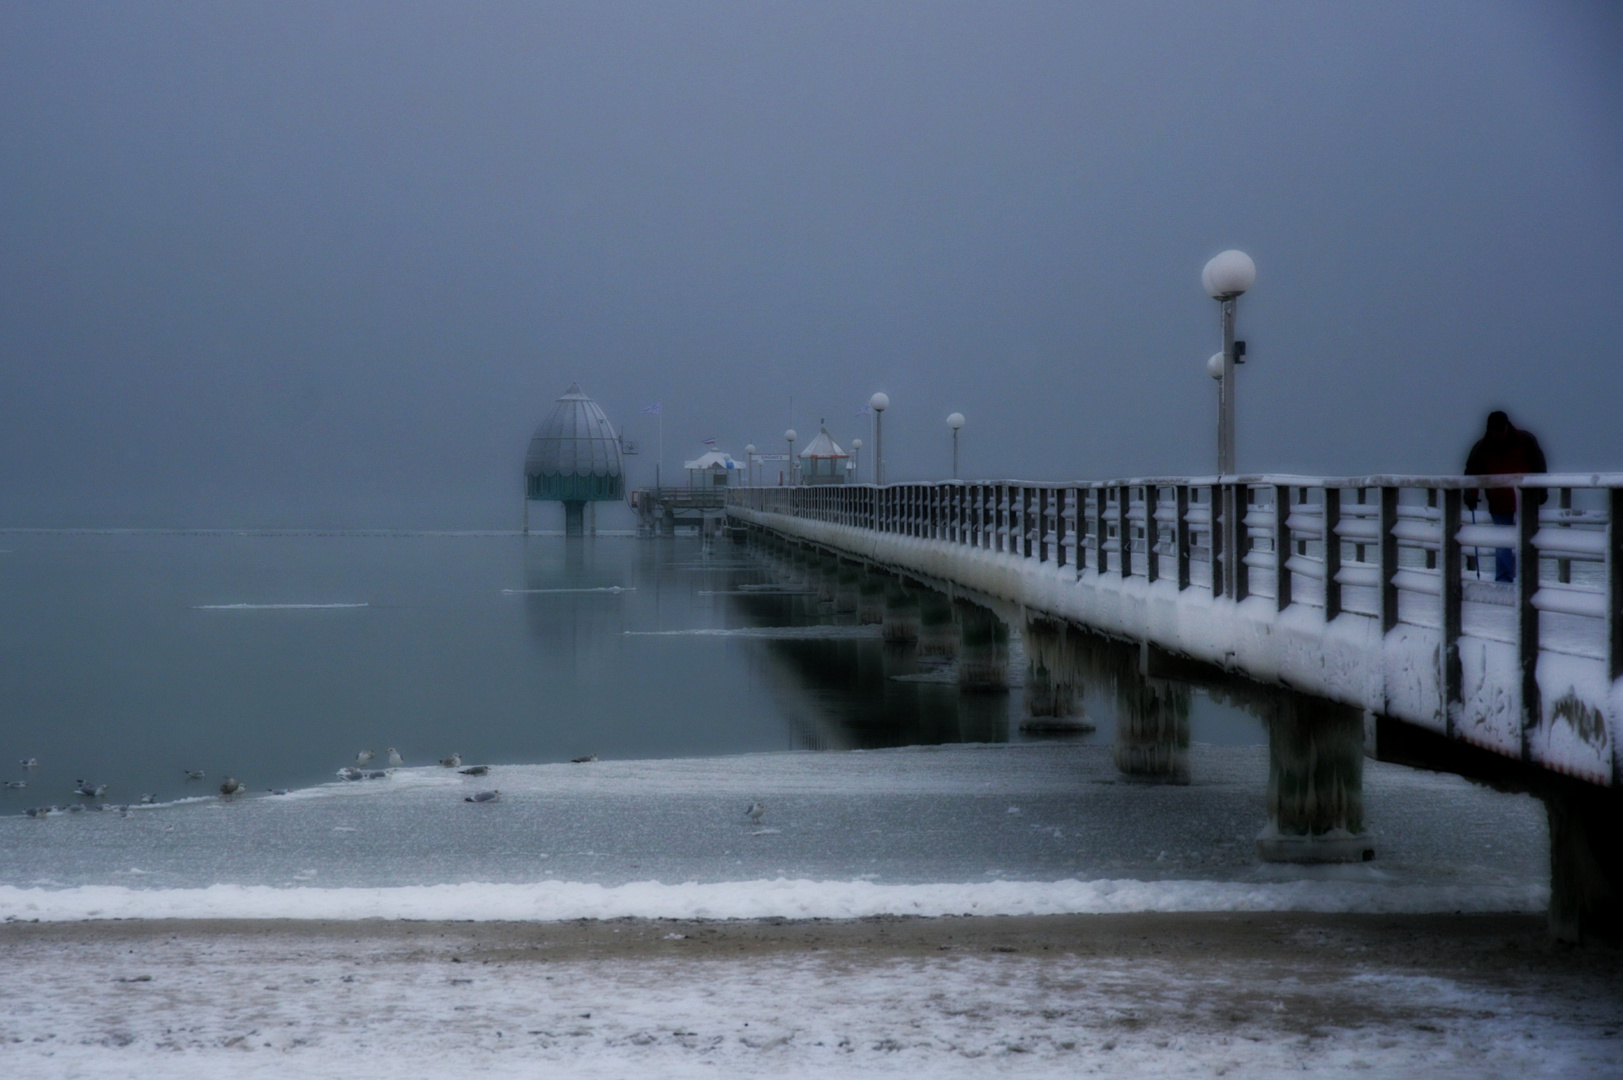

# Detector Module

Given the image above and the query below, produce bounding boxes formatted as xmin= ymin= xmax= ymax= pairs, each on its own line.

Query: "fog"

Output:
xmin=1 ymin=2 xmax=1619 ymax=528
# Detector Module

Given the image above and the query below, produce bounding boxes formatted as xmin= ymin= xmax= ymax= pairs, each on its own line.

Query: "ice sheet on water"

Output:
xmin=192 ymin=602 xmax=369 ymax=610
xmin=0 ymin=744 xmax=1547 ymax=914
xmin=623 ymin=626 xmax=883 ymax=639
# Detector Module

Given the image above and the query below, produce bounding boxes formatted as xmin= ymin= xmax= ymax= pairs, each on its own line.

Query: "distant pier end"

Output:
xmin=523 ymin=383 xmax=624 ymax=535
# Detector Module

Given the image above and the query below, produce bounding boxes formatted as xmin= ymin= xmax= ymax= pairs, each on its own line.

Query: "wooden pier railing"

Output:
xmin=729 ymin=474 xmax=1623 ymax=786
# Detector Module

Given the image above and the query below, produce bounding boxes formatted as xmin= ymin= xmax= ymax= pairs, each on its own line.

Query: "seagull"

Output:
xmin=266 ymin=788 xmax=289 ymax=796
xmin=458 ymin=765 xmax=489 ymax=777
xmin=571 ymin=755 xmax=598 ymax=764
xmin=355 ymin=749 xmax=374 ymax=766
xmin=464 ymin=790 xmax=500 ymax=804
xmin=386 ymin=747 xmax=403 ymax=767
xmin=74 ymin=781 xmax=108 ymax=798
xmin=219 ymin=777 xmax=244 ymax=796
xmin=365 ymin=769 xmax=389 ymax=779
xmin=183 ymin=770 xmax=205 ymax=781
xmin=337 ymin=766 xmax=364 ymax=781
xmin=440 ymin=752 xmax=462 ymax=768
xmin=23 ymin=806 xmax=47 ymax=818
xmin=19 ymin=758 xmax=38 ymax=769
xmin=139 ymin=794 xmax=157 ymax=804
xmin=3 ymin=780 xmax=25 ymax=790
xmin=745 ymin=801 xmax=765 ymax=824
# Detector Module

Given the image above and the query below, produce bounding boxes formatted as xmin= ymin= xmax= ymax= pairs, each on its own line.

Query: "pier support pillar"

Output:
xmin=1020 ymin=618 xmax=1082 ymax=723
xmin=918 ymin=590 xmax=959 ymax=661
xmin=1544 ymin=784 xmax=1623 ymax=944
xmin=882 ymin=584 xmax=920 ymax=644
xmin=857 ymin=572 xmax=887 ymax=625
xmin=955 ymin=601 xmax=1008 ymax=691
xmin=564 ymin=500 xmax=586 ymax=536
xmin=834 ymin=561 xmax=861 ymax=615
xmin=1256 ymin=693 xmax=1374 ymax=863
xmin=1111 ymin=645 xmax=1191 ymax=783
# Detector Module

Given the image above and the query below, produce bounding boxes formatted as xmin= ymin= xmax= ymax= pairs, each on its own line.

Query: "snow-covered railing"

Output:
xmin=729 ymin=474 xmax=1623 ymax=786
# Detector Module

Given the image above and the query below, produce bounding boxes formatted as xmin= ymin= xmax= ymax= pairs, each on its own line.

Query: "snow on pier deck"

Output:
xmin=730 ymin=475 xmax=1623 ymax=787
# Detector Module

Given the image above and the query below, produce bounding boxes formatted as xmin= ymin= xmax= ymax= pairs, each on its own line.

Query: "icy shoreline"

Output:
xmin=0 ymin=876 xmax=1548 ymax=924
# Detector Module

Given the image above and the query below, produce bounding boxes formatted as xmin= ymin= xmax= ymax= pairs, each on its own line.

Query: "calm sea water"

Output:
xmin=0 ymin=531 xmax=1263 ymax=808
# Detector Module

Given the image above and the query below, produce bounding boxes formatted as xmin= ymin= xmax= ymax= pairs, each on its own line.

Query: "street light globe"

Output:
xmin=1201 ymin=249 xmax=1256 ymax=300
xmin=744 ymin=444 xmax=756 ymax=455
xmin=869 ymin=393 xmax=889 ymax=412
xmin=784 ymin=429 xmax=797 ymax=443
xmin=1207 ymin=352 xmax=1225 ymax=379
xmin=946 ymin=412 xmax=965 ymax=430
xmin=852 ymin=438 xmax=863 ymax=450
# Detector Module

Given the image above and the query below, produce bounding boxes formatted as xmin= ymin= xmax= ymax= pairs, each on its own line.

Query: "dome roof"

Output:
xmin=525 ymin=383 xmax=623 ymax=479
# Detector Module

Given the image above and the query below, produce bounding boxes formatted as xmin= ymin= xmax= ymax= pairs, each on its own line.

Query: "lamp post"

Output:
xmin=869 ymin=393 xmax=889 ymax=485
xmin=851 ymin=438 xmax=863 ymax=483
xmin=744 ymin=444 xmax=756 ymax=487
xmin=946 ymin=412 xmax=965 ymax=479
xmin=784 ymin=429 xmax=797 ymax=486
xmin=1201 ymin=249 xmax=1256 ymax=598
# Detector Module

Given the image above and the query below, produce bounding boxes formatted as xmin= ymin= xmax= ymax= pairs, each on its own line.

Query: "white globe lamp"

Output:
xmin=1206 ymin=352 xmax=1224 ymax=379
xmin=1201 ymin=249 xmax=1256 ymax=300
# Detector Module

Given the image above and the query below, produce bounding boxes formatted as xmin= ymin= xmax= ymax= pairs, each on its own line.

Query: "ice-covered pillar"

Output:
xmin=1256 ymin=692 xmax=1374 ymax=862
xmin=1544 ymin=784 xmax=1623 ymax=944
xmin=1110 ymin=646 xmax=1191 ymax=784
xmin=881 ymin=583 xmax=920 ymax=644
xmin=834 ymin=561 xmax=861 ymax=615
xmin=955 ymin=600 xmax=1008 ymax=691
xmin=857 ymin=571 xmax=887 ymax=625
xmin=918 ymin=590 xmax=959 ymax=661
xmin=1021 ymin=617 xmax=1080 ymax=720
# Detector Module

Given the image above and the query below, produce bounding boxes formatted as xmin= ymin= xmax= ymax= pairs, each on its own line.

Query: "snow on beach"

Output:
xmin=1 ymin=915 xmax=1617 ymax=1079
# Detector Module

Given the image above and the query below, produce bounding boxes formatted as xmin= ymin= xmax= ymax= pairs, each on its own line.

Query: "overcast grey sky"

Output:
xmin=1 ymin=2 xmax=1619 ymax=527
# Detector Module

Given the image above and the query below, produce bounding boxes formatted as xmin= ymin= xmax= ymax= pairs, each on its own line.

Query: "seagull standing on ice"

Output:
xmin=355 ymin=749 xmax=374 ymax=766
xmin=386 ymin=747 xmax=403 ymax=767
xmin=745 ymin=801 xmax=765 ymax=824
xmin=219 ymin=777 xmax=244 ymax=796
xmin=464 ymin=789 xmax=500 ymax=804
xmin=440 ymin=752 xmax=462 ymax=768
xmin=74 ymin=781 xmax=108 ymax=798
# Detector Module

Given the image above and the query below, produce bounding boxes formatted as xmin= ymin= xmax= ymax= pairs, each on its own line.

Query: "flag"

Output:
xmin=702 ymin=437 xmax=717 ymax=446
xmin=641 ymin=403 xmax=662 ymax=416
xmin=856 ymin=405 xmax=872 ymax=417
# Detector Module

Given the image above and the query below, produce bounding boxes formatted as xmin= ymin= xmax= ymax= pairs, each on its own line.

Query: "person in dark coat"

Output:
xmin=1464 ymin=411 xmax=1547 ymax=582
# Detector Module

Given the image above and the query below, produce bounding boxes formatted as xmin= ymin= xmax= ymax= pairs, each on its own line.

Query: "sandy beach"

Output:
xmin=3 ymin=912 xmax=1619 ymax=1078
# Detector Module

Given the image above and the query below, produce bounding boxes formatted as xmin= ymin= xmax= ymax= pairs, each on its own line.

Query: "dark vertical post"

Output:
xmin=1517 ymin=487 xmax=1540 ymax=760
xmin=1092 ymin=488 xmax=1106 ymax=573
xmin=1324 ymin=487 xmax=1342 ymax=619
xmin=1379 ymin=486 xmax=1399 ymax=633
xmin=1038 ymin=487 xmax=1050 ymax=563
xmin=1116 ymin=485 xmax=1130 ymax=577
xmin=1175 ymin=485 xmax=1191 ymax=590
xmin=1274 ymin=484 xmax=1292 ymax=611
xmin=1558 ymin=488 xmax=1572 ymax=584
xmin=1145 ymin=484 xmax=1160 ymax=583
xmin=1232 ymin=483 xmax=1250 ymax=601
xmin=1441 ymin=487 xmax=1463 ymax=738
xmin=1056 ymin=488 xmax=1068 ymax=568
xmin=1210 ymin=486 xmax=1224 ymax=598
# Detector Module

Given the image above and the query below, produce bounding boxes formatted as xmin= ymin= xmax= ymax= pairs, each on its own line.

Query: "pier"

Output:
xmin=730 ymin=473 xmax=1623 ymax=941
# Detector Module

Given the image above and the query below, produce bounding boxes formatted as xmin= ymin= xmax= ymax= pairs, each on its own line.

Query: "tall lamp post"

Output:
xmin=851 ymin=438 xmax=863 ymax=483
xmin=869 ymin=393 xmax=889 ymax=485
xmin=744 ymin=444 xmax=756 ymax=487
xmin=784 ymin=429 xmax=797 ymax=486
xmin=1201 ymin=249 xmax=1256 ymax=598
xmin=946 ymin=413 xmax=965 ymax=479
